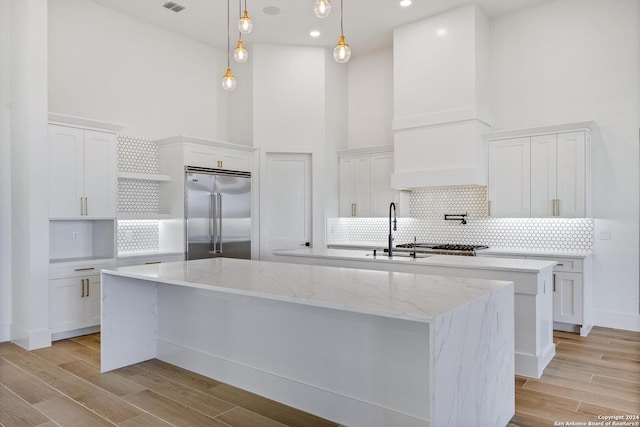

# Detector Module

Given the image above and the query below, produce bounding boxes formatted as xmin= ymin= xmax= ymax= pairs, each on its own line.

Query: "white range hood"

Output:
xmin=391 ymin=5 xmax=491 ymax=189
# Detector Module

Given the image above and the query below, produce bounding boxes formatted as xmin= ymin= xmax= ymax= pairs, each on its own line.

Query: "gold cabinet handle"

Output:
xmin=556 ymin=199 xmax=560 ymax=216
xmin=487 ymin=200 xmax=491 ymax=216
xmin=552 ymin=274 xmax=556 ymax=292
xmin=81 ymin=279 xmax=85 ymax=297
xmin=74 ymin=267 xmax=95 ymax=271
xmin=351 ymin=203 xmax=356 ymax=217
xmin=85 ymin=197 xmax=88 ymax=216
xmin=86 ymin=278 xmax=89 ymax=297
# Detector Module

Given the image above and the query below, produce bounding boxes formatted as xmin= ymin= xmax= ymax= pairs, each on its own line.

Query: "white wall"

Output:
xmin=253 ymin=43 xmax=326 ymax=149
xmin=0 ymin=0 xmax=12 ymax=342
xmin=347 ymin=47 xmax=394 ymax=148
xmin=227 ymin=54 xmax=253 ymax=146
xmin=48 ymin=0 xmax=228 ymax=141
xmin=10 ymin=0 xmax=51 ymax=349
xmin=490 ymin=0 xmax=640 ymax=330
xmin=253 ymin=43 xmax=345 ymax=250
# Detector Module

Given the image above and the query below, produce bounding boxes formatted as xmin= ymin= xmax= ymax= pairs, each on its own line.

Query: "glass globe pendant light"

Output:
xmin=333 ymin=0 xmax=351 ymax=63
xmin=233 ymin=1 xmax=248 ymax=63
xmin=221 ymin=0 xmax=236 ymax=91
xmin=238 ymin=0 xmax=253 ymax=34
xmin=313 ymin=0 xmax=331 ymax=18
xmin=222 ymin=67 xmax=236 ymax=90
xmin=234 ymin=38 xmax=248 ymax=63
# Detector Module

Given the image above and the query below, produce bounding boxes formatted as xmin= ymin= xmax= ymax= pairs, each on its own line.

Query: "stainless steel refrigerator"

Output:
xmin=185 ymin=166 xmax=251 ymax=260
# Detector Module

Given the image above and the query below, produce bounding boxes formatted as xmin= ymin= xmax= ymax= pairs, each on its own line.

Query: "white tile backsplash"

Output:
xmin=327 ymin=187 xmax=593 ymax=251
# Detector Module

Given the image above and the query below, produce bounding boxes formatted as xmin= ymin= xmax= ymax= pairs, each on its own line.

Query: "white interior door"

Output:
xmin=262 ymin=153 xmax=312 ymax=260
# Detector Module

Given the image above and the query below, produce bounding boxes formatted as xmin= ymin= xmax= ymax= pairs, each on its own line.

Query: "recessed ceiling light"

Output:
xmin=310 ymin=30 xmax=321 ymax=38
xmin=400 ymin=0 xmax=412 ymax=7
xmin=263 ymin=6 xmax=280 ymax=15
xmin=436 ymin=28 xmax=448 ymax=37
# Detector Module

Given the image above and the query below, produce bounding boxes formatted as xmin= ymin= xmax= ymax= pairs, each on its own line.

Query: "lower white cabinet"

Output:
xmin=478 ymin=252 xmax=592 ymax=336
xmin=117 ymin=253 xmax=184 ymax=267
xmin=552 ymin=271 xmax=583 ymax=325
xmin=49 ymin=259 xmax=114 ymax=338
xmin=50 ymin=274 xmax=101 ymax=334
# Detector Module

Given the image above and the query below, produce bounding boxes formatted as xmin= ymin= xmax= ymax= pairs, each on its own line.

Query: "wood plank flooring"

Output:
xmin=0 ymin=327 xmax=638 ymax=426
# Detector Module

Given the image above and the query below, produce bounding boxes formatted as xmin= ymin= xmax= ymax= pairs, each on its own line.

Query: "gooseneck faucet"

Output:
xmin=388 ymin=202 xmax=397 ymax=257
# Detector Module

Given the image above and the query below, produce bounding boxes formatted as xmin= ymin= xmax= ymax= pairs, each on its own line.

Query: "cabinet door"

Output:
xmin=531 ymin=134 xmax=557 ymax=217
xmin=50 ymin=277 xmax=85 ymax=333
xmin=556 ymin=131 xmax=586 ymax=217
xmin=369 ymin=152 xmax=398 ymax=217
xmin=553 ymin=272 xmax=583 ymax=324
xmin=83 ymin=130 xmax=117 ymax=218
xmin=219 ymin=149 xmax=251 ymax=172
xmin=488 ymin=137 xmax=531 ymax=217
xmin=339 ymin=157 xmax=356 ymax=216
xmin=49 ymin=125 xmax=84 ymax=218
xmin=184 ymin=144 xmax=219 ymax=168
xmin=84 ymin=275 xmax=102 ymax=327
xmin=353 ymin=156 xmax=370 ymax=217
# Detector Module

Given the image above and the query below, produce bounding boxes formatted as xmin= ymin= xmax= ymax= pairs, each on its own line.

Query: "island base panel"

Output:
xmin=156 ymin=284 xmax=431 ymax=427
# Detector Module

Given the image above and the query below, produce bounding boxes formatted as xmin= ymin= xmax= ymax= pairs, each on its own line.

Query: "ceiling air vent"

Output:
xmin=163 ymin=1 xmax=186 ymax=12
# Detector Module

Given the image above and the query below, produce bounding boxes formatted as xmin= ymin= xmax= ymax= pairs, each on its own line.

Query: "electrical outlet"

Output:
xmin=72 ymin=232 xmax=78 ymax=240
xmin=599 ymin=230 xmax=611 ymax=240
xmin=125 ymin=231 xmax=133 ymax=242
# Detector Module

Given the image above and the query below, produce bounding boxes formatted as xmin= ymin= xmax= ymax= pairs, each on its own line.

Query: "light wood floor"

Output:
xmin=0 ymin=327 xmax=638 ymax=427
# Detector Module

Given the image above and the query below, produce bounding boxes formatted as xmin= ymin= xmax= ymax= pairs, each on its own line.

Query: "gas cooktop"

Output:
xmin=394 ymin=243 xmax=489 ymax=256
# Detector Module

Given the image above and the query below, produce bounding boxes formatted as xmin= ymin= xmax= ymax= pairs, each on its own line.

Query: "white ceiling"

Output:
xmin=88 ymin=0 xmax=550 ymax=54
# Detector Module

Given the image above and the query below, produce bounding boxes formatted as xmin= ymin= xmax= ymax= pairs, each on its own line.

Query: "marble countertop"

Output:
xmin=103 ymin=258 xmax=512 ymax=323
xmin=275 ymin=248 xmax=556 ymax=273
xmin=327 ymin=243 xmax=592 ymax=258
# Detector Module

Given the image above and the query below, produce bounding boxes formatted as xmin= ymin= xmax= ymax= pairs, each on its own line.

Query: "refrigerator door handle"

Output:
xmin=210 ymin=193 xmax=217 ymax=253
xmin=217 ymin=193 xmax=223 ymax=253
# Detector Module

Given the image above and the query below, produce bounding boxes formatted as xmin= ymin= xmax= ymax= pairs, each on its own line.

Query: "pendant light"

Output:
xmin=234 ymin=0 xmax=248 ymax=62
xmin=221 ymin=0 xmax=236 ymax=91
xmin=333 ymin=0 xmax=351 ymax=63
xmin=313 ymin=0 xmax=331 ymax=18
xmin=238 ymin=0 xmax=253 ymax=34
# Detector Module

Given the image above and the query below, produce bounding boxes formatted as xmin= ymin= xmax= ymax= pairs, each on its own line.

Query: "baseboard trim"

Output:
xmin=515 ymin=342 xmax=555 ymax=379
xmin=593 ymin=310 xmax=640 ymax=332
xmin=0 ymin=323 xmax=9 ymax=342
xmin=52 ymin=325 xmax=100 ymax=342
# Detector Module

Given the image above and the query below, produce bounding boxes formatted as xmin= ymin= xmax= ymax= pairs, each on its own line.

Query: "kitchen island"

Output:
xmin=274 ymin=248 xmax=556 ymax=378
xmin=101 ymin=258 xmax=514 ymax=427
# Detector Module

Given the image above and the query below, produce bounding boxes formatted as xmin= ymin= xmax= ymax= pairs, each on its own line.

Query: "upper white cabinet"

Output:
xmin=338 ymin=146 xmax=404 ymax=217
xmin=183 ymin=141 xmax=252 ymax=172
xmin=49 ymin=123 xmax=117 ymax=219
xmin=339 ymin=155 xmax=370 ymax=217
xmin=486 ymin=122 xmax=594 ymax=218
xmin=488 ymin=137 xmax=531 ymax=217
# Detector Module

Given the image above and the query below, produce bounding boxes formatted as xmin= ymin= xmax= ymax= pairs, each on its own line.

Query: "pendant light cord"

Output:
xmin=227 ymin=0 xmax=230 ymax=68
xmin=340 ymin=0 xmax=344 ymax=35
xmin=238 ymin=0 xmax=242 ymax=41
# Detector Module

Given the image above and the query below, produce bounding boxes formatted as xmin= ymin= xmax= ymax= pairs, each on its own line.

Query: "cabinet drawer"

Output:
xmin=49 ymin=260 xmax=115 ymax=279
xmin=526 ymin=256 xmax=583 ymax=273
xmin=117 ymin=254 xmax=184 ymax=267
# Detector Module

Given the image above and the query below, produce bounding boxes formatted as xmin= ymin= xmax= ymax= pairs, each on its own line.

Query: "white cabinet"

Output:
xmin=183 ymin=142 xmax=251 ymax=172
xmin=50 ymin=275 xmax=101 ymax=334
xmin=478 ymin=251 xmax=592 ymax=337
xmin=486 ymin=122 xmax=594 ymax=218
xmin=487 ymin=137 xmax=531 ymax=217
xmin=49 ymin=124 xmax=117 ymax=219
xmin=531 ymin=132 xmax=586 ymax=217
xmin=117 ymin=253 xmax=184 ymax=267
xmin=339 ymin=155 xmax=370 ymax=217
xmin=552 ymin=271 xmax=583 ymax=325
xmin=338 ymin=147 xmax=403 ymax=217
xmin=49 ymin=259 xmax=113 ymax=338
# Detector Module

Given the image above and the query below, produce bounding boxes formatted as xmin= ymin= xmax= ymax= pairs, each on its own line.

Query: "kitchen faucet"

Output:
xmin=388 ymin=202 xmax=397 ymax=257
